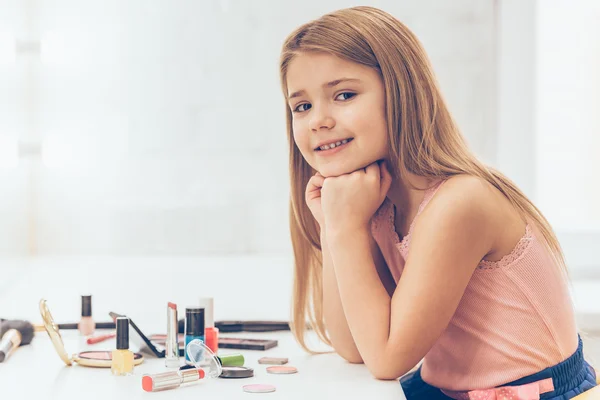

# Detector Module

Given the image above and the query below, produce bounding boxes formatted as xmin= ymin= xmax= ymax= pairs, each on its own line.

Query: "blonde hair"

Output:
xmin=279 ymin=6 xmax=567 ymax=353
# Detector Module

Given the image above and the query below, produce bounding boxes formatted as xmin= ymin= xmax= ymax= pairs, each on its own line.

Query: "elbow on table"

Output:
xmin=367 ymin=361 xmax=408 ymax=381
xmin=337 ymin=349 xmax=364 ymax=364
xmin=371 ymin=370 xmax=402 ymax=381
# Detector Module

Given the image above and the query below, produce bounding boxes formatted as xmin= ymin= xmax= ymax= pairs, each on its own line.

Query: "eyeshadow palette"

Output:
xmin=217 ymin=338 xmax=278 ymax=351
xmin=149 ymin=334 xmax=278 ymax=351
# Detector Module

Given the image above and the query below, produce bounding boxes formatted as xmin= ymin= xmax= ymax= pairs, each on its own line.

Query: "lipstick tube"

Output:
xmin=86 ymin=332 xmax=116 ymax=345
xmin=165 ymin=302 xmax=180 ymax=368
xmin=0 ymin=329 xmax=22 ymax=363
xmin=142 ymin=368 xmax=205 ymax=392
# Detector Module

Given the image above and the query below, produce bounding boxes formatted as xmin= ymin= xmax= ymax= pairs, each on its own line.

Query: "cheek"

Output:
xmin=338 ymin=106 xmax=362 ymax=128
xmin=292 ymin=121 xmax=309 ymax=149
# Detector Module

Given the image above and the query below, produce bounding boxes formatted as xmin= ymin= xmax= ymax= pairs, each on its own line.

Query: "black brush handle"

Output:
xmin=215 ymin=321 xmax=290 ymax=333
xmin=52 ymin=321 xmax=116 ymax=330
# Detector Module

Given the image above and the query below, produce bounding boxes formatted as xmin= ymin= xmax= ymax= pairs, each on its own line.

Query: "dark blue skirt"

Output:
xmin=400 ymin=336 xmax=597 ymax=399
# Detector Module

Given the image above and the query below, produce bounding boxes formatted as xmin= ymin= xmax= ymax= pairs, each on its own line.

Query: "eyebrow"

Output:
xmin=287 ymin=78 xmax=362 ymax=100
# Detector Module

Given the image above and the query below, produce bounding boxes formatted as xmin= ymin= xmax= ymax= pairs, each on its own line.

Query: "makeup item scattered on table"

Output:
xmin=0 ymin=319 xmax=35 ymax=345
xmin=34 ymin=321 xmax=115 ymax=332
xmin=165 ymin=302 xmax=180 ymax=368
xmin=185 ymin=339 xmax=223 ymax=378
xmin=39 ymin=300 xmax=144 ymax=368
xmin=199 ymin=297 xmax=219 ymax=353
xmin=142 ymin=368 xmax=205 ymax=392
xmin=184 ymin=307 xmax=205 ymax=364
xmin=266 ymin=366 xmax=298 ymax=375
xmin=217 ymin=352 xmax=245 ymax=367
xmin=0 ymin=329 xmax=22 ymax=363
xmin=108 ymin=312 xmax=187 ymax=360
xmin=220 ymin=366 xmax=254 ymax=379
xmin=141 ymin=340 xmax=242 ymax=393
xmin=258 ymin=357 xmax=289 ymax=365
xmin=243 ymin=384 xmax=276 ymax=393
xmin=179 ymin=352 xmax=245 ymax=369
xmin=110 ymin=311 xmax=167 ymax=358
xmin=87 ymin=332 xmax=116 ymax=345
xmin=78 ymin=295 xmax=95 ymax=336
xmin=112 ymin=317 xmax=134 ymax=376
xmin=218 ymin=337 xmax=278 ymax=351
xmin=60 ymin=350 xmax=143 ymax=367
xmin=215 ymin=320 xmax=290 ymax=333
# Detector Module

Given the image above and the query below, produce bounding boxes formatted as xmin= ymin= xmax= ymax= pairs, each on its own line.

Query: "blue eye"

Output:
xmin=335 ymin=92 xmax=356 ymax=101
xmin=293 ymin=103 xmax=311 ymax=113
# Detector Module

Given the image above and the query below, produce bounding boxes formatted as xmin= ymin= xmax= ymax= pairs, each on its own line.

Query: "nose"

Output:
xmin=308 ymin=104 xmax=335 ymax=132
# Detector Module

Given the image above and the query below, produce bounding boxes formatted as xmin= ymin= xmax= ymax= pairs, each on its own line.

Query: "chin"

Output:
xmin=317 ymin=162 xmax=366 ymax=178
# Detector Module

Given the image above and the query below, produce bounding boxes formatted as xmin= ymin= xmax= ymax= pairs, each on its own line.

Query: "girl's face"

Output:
xmin=286 ymin=52 xmax=389 ymax=178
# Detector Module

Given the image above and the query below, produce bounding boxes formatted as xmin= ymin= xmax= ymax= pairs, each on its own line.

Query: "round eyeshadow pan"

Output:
xmin=266 ymin=366 xmax=298 ymax=374
xmin=243 ymin=384 xmax=276 ymax=393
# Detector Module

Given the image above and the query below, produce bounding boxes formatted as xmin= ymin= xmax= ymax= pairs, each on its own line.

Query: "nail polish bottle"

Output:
xmin=199 ymin=298 xmax=219 ymax=354
xmin=111 ymin=317 xmax=134 ymax=376
xmin=184 ymin=308 xmax=205 ymax=364
xmin=78 ymin=295 xmax=95 ymax=336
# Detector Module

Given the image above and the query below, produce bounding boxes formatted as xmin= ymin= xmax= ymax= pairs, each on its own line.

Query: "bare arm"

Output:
xmin=328 ymin=179 xmax=496 ymax=379
xmin=322 ymin=232 xmax=363 ymax=363
xmin=322 ymin=230 xmax=395 ymax=364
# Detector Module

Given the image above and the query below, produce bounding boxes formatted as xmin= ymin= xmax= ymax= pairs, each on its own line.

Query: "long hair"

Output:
xmin=279 ymin=6 xmax=567 ymax=353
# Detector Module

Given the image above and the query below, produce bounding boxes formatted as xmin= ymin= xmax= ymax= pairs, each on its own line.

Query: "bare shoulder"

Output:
xmin=421 ymin=174 xmax=526 ymax=261
xmin=424 ymin=174 xmax=502 ymax=225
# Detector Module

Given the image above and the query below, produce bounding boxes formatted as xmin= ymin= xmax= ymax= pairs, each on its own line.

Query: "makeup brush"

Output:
xmin=0 ymin=319 xmax=35 ymax=346
xmin=0 ymin=319 xmax=35 ymax=363
xmin=32 ymin=321 xmax=116 ymax=332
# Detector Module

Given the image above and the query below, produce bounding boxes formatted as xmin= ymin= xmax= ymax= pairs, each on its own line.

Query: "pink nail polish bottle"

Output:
xmin=78 ymin=295 xmax=96 ymax=336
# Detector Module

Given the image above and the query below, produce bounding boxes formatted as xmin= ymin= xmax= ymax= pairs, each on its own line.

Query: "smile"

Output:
xmin=314 ymin=138 xmax=353 ymax=151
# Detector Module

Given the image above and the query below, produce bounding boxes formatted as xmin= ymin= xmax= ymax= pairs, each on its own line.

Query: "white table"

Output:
xmin=0 ymin=329 xmax=405 ymax=399
xmin=2 ymin=256 xmax=599 ymax=399
xmin=0 ymin=257 xmax=406 ymax=399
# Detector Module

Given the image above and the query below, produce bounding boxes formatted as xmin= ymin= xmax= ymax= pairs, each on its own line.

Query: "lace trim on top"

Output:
xmin=477 ymin=224 xmax=534 ymax=270
xmin=395 ymin=181 xmax=444 ymax=251
xmin=372 ymin=182 xmax=536 ymax=271
xmin=372 ymin=181 xmax=444 ymax=249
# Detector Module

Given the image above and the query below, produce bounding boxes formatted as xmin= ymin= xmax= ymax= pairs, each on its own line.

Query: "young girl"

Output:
xmin=279 ymin=6 xmax=597 ymax=400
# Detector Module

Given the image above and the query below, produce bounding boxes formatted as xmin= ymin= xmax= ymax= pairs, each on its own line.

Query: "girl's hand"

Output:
xmin=305 ymin=172 xmax=326 ymax=229
xmin=321 ymin=161 xmax=392 ymax=237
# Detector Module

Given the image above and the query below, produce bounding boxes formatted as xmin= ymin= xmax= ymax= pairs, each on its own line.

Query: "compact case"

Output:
xmin=39 ymin=299 xmax=144 ymax=368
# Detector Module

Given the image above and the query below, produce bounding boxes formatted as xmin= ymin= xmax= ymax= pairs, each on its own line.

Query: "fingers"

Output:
xmin=306 ymin=173 xmax=325 ymax=201
xmin=308 ymin=173 xmax=325 ymax=189
xmin=365 ymin=162 xmax=379 ymax=177
xmin=365 ymin=161 xmax=392 ymax=199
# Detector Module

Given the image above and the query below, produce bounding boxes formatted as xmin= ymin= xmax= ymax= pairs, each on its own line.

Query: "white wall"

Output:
xmin=536 ymin=0 xmax=600 ymax=276
xmin=1 ymin=0 xmax=496 ymax=256
xmin=0 ymin=1 xmax=29 ymax=255
xmin=535 ymin=0 xmax=600 ymax=232
xmin=496 ymin=0 xmax=600 ymax=275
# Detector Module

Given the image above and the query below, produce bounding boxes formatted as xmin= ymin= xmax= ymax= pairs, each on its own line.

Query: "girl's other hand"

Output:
xmin=305 ymin=172 xmax=326 ymax=229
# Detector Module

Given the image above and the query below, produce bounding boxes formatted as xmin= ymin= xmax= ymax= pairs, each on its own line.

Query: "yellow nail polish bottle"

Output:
xmin=111 ymin=317 xmax=134 ymax=376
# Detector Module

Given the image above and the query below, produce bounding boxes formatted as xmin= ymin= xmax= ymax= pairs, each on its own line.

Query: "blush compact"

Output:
xmin=39 ymin=299 xmax=144 ymax=368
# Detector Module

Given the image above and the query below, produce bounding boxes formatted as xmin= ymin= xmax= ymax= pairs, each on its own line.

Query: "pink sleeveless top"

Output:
xmin=370 ymin=179 xmax=578 ymax=391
